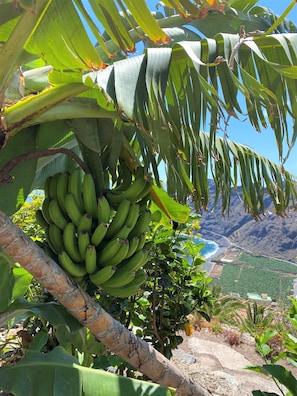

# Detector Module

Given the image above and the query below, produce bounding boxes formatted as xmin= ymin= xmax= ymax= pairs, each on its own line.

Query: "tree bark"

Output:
xmin=0 ymin=210 xmax=212 ymax=396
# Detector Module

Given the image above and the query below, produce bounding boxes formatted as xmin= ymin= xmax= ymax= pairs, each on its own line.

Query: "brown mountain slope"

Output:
xmin=198 ymin=182 xmax=297 ymax=262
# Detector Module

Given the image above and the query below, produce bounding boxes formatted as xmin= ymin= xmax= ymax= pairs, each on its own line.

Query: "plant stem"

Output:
xmin=4 ymin=83 xmax=90 ymax=136
xmin=0 ymin=0 xmax=50 ymax=99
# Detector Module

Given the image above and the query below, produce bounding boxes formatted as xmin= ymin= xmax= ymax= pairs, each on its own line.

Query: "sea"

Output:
xmin=194 ymin=237 xmax=219 ymax=260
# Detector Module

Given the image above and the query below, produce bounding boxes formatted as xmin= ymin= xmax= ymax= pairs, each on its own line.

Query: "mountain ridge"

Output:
xmin=198 ymin=182 xmax=297 ymax=262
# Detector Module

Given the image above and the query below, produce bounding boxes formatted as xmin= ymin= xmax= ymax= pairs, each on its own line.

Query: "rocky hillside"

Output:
xmin=198 ymin=182 xmax=297 ymax=262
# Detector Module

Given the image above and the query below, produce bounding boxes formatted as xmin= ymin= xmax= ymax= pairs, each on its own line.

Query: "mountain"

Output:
xmin=197 ymin=181 xmax=297 ymax=262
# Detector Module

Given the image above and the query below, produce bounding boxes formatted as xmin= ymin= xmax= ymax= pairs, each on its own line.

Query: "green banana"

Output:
xmin=58 ymin=250 xmax=87 ymax=277
xmin=68 ymin=168 xmax=84 ymax=212
xmin=48 ymin=199 xmax=69 ymax=230
xmin=118 ymin=249 xmax=149 ymax=273
xmin=113 ymin=224 xmax=132 ymax=240
xmin=89 ymin=265 xmax=116 ymax=286
xmin=82 ymin=173 xmax=98 ymax=219
xmin=77 ymin=212 xmax=93 ymax=234
xmin=47 ymin=223 xmax=64 ymax=254
xmin=91 ymin=222 xmax=109 ymax=247
xmin=113 ymin=160 xmax=133 ymax=191
xmin=135 ymin=177 xmax=152 ymax=202
xmin=42 ymin=197 xmax=53 ymax=225
xmin=36 ymin=209 xmax=49 ymax=229
xmin=48 ymin=172 xmax=61 ymax=200
xmin=44 ymin=176 xmax=52 ymax=198
xmin=56 ymin=172 xmax=69 ymax=214
xmin=78 ymin=230 xmax=90 ymax=260
xmin=63 ymin=222 xmax=83 ymax=263
xmin=103 ymin=283 xmax=139 ymax=298
xmin=105 ymin=199 xmax=130 ymax=239
xmin=129 ymin=209 xmax=151 ymax=238
xmin=97 ymin=238 xmax=124 ymax=267
xmin=101 ymin=267 xmax=136 ymax=288
xmin=125 ymin=235 xmax=139 ymax=259
xmin=97 ymin=195 xmax=111 ymax=224
xmin=125 ymin=202 xmax=140 ymax=230
xmin=105 ymin=174 xmax=147 ymax=206
xmin=107 ymin=239 xmax=129 ymax=267
xmin=85 ymin=244 xmax=97 ymax=274
xmin=135 ymin=232 xmax=146 ymax=252
xmin=132 ymin=268 xmax=146 ymax=286
xmin=64 ymin=192 xmax=84 ymax=225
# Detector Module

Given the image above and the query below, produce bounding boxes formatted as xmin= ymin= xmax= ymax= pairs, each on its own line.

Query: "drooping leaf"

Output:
xmin=0 ymin=249 xmax=15 ymax=312
xmin=0 ymin=346 xmax=175 ymax=396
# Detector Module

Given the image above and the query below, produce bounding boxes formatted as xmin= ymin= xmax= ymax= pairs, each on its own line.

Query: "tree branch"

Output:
xmin=0 ymin=210 xmax=212 ymax=396
xmin=0 ymin=148 xmax=90 ymax=185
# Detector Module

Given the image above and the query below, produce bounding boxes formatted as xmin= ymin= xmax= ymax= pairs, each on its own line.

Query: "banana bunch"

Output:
xmin=37 ymin=165 xmax=153 ymax=298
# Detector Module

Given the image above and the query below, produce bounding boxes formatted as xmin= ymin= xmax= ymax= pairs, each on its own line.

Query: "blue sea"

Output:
xmin=193 ymin=237 xmax=219 ymax=260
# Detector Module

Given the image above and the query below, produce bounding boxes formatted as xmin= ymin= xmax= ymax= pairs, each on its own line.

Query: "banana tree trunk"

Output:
xmin=0 ymin=210 xmax=211 ymax=396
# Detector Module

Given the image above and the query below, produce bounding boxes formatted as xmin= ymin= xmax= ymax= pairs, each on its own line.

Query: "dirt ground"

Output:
xmin=172 ymin=327 xmax=297 ymax=396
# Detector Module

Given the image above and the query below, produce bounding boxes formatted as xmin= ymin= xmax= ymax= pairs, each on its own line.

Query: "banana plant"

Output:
xmin=1 ymin=1 xmax=297 ymax=395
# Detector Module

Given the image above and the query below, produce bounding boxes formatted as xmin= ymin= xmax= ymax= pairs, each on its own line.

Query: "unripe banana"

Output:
xmin=118 ymin=249 xmax=149 ymax=273
xmin=105 ymin=199 xmax=130 ymax=239
xmin=129 ymin=209 xmax=151 ymax=238
xmin=63 ymin=222 xmax=83 ymax=263
xmin=97 ymin=195 xmax=111 ymax=224
xmin=68 ymin=168 xmax=84 ymax=212
xmin=48 ymin=199 xmax=69 ymax=230
xmin=89 ymin=265 xmax=116 ymax=286
xmin=101 ymin=267 xmax=136 ymax=288
xmin=103 ymin=283 xmax=139 ymax=298
xmin=125 ymin=202 xmax=140 ymax=230
xmin=42 ymin=197 xmax=53 ymax=225
xmin=105 ymin=174 xmax=147 ymax=206
xmin=85 ymin=244 xmax=97 ymax=274
xmin=48 ymin=172 xmax=61 ymax=200
xmin=64 ymin=192 xmax=84 ymax=226
xmin=108 ymin=239 xmax=129 ymax=267
xmin=97 ymin=238 xmax=124 ymax=267
xmin=58 ymin=251 xmax=87 ymax=277
xmin=82 ymin=173 xmax=98 ymax=219
xmin=78 ymin=230 xmax=90 ymax=260
xmin=77 ymin=212 xmax=93 ymax=234
xmin=135 ymin=177 xmax=152 ymax=202
xmin=135 ymin=232 xmax=146 ymax=252
xmin=132 ymin=268 xmax=146 ymax=286
xmin=91 ymin=222 xmax=109 ymax=247
xmin=36 ymin=209 xmax=49 ymax=229
xmin=113 ymin=224 xmax=132 ymax=240
xmin=48 ymin=223 xmax=64 ymax=254
xmin=44 ymin=176 xmax=52 ymax=198
xmin=114 ymin=160 xmax=133 ymax=191
xmin=125 ymin=235 xmax=139 ymax=259
xmin=56 ymin=172 xmax=69 ymax=214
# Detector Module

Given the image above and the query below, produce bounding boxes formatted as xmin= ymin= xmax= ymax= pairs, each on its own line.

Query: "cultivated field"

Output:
xmin=210 ymin=251 xmax=297 ymax=301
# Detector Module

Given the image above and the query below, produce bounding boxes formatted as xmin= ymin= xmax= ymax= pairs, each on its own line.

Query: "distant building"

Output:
xmin=247 ymin=292 xmax=272 ymax=305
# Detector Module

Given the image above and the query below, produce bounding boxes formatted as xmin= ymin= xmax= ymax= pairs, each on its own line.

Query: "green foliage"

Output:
xmin=101 ymin=221 xmax=213 ymax=360
xmin=233 ymin=302 xmax=274 ymax=336
xmin=0 ymin=346 xmax=175 ymax=396
xmin=248 ymin=298 xmax=297 ymax=396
